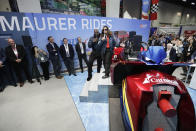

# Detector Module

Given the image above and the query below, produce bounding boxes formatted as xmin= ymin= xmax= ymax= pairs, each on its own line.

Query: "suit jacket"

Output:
xmin=59 ymin=44 xmax=74 ymax=60
xmin=5 ymin=44 xmax=26 ymax=64
xmin=75 ymin=42 xmax=86 ymax=57
xmin=0 ymin=48 xmax=6 ymax=64
xmin=169 ymin=47 xmax=177 ymax=62
xmin=46 ymin=42 xmax=60 ymax=60
xmin=97 ymin=36 xmax=116 ymax=57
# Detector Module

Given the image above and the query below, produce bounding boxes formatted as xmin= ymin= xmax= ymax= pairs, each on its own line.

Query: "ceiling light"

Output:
xmin=182 ymin=0 xmax=186 ymax=2
xmin=191 ymin=2 xmax=195 ymax=5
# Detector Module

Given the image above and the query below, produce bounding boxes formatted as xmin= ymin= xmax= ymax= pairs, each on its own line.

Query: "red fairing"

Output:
xmin=112 ymin=47 xmax=124 ymax=62
xmin=125 ymin=70 xmax=195 ymax=130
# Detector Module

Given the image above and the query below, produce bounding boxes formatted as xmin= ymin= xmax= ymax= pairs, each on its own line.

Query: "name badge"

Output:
xmin=41 ymin=57 xmax=44 ymax=61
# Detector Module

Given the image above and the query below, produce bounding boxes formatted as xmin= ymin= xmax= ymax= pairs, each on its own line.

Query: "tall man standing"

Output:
xmin=87 ymin=29 xmax=102 ymax=81
xmin=60 ymin=38 xmax=76 ymax=76
xmin=0 ymin=48 xmax=7 ymax=92
xmin=75 ymin=37 xmax=89 ymax=73
xmin=5 ymin=38 xmax=33 ymax=87
xmin=46 ymin=36 xmax=63 ymax=79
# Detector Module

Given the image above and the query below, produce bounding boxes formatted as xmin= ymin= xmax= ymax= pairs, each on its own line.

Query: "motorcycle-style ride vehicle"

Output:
xmin=110 ymin=42 xmax=196 ymax=131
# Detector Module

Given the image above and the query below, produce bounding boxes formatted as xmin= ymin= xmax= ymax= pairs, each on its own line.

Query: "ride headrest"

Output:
xmin=139 ymin=46 xmax=166 ymax=65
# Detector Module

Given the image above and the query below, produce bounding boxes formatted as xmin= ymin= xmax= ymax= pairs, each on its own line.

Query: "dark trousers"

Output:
xmin=103 ymin=48 xmax=112 ymax=76
xmin=88 ymin=52 xmax=102 ymax=77
xmin=12 ymin=62 xmax=32 ymax=83
xmin=63 ymin=58 xmax=75 ymax=75
xmin=0 ymin=65 xmax=16 ymax=90
xmin=0 ymin=67 xmax=7 ymax=90
xmin=40 ymin=61 xmax=50 ymax=79
xmin=32 ymin=60 xmax=41 ymax=80
xmin=78 ymin=54 xmax=88 ymax=72
xmin=51 ymin=56 xmax=61 ymax=77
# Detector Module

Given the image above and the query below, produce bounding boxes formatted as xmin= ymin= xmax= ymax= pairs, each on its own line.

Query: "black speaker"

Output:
xmin=22 ymin=36 xmax=33 ymax=47
xmin=132 ymin=35 xmax=142 ymax=51
xmin=129 ymin=31 xmax=136 ymax=39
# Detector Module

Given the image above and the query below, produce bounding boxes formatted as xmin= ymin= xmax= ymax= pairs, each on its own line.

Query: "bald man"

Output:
xmin=75 ymin=37 xmax=89 ymax=73
xmin=87 ymin=29 xmax=102 ymax=81
xmin=5 ymin=38 xmax=33 ymax=87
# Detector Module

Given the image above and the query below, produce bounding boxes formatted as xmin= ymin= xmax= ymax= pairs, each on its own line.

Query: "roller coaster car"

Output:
xmin=110 ymin=43 xmax=196 ymax=131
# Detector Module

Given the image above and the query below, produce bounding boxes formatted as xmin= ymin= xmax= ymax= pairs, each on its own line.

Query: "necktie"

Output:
xmin=80 ymin=43 xmax=84 ymax=54
xmin=13 ymin=47 xmax=18 ymax=58
xmin=65 ymin=45 xmax=70 ymax=57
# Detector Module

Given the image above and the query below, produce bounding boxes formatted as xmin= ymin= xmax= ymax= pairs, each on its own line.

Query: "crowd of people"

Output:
xmin=0 ymin=26 xmax=117 ymax=92
xmin=1 ymin=26 xmax=196 ymax=93
xmin=149 ymin=33 xmax=196 ymax=63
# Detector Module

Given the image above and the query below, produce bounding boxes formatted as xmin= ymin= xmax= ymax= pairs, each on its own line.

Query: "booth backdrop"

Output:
xmin=0 ymin=12 xmax=150 ymax=72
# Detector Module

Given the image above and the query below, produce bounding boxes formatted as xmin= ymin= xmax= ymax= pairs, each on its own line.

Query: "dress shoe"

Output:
xmin=102 ymin=75 xmax=109 ymax=79
xmin=69 ymin=73 xmax=71 ymax=76
xmin=180 ymin=73 xmax=187 ymax=76
xmin=81 ymin=70 xmax=83 ymax=73
xmin=60 ymin=76 xmax=64 ymax=79
xmin=45 ymin=78 xmax=49 ymax=81
xmin=0 ymin=88 xmax=4 ymax=92
xmin=12 ymin=83 xmax=17 ymax=87
xmin=87 ymin=76 xmax=92 ymax=81
xmin=56 ymin=76 xmax=61 ymax=79
xmin=20 ymin=83 xmax=24 ymax=87
xmin=56 ymin=76 xmax=63 ymax=79
xmin=28 ymin=80 xmax=34 ymax=84
xmin=73 ymin=74 xmax=77 ymax=76
xmin=37 ymin=79 xmax=41 ymax=85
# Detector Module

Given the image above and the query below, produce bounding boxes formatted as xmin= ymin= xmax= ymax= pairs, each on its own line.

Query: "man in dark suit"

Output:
xmin=87 ymin=29 xmax=102 ymax=81
xmin=60 ymin=38 xmax=76 ymax=76
xmin=0 ymin=48 xmax=7 ymax=92
xmin=46 ymin=36 xmax=63 ymax=79
xmin=5 ymin=38 xmax=33 ymax=87
xmin=75 ymin=37 xmax=89 ymax=73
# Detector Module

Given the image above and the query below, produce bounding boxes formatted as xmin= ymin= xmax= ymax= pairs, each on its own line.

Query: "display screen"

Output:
xmin=40 ymin=0 xmax=102 ymax=16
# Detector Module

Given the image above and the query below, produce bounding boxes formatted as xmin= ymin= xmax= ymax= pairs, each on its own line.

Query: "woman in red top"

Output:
xmin=98 ymin=26 xmax=116 ymax=78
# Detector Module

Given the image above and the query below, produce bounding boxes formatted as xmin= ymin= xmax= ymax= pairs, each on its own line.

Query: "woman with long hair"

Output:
xmin=98 ymin=26 xmax=116 ymax=78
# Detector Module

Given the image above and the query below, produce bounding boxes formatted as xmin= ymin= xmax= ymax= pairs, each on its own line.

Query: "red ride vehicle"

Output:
xmin=110 ymin=43 xmax=196 ymax=131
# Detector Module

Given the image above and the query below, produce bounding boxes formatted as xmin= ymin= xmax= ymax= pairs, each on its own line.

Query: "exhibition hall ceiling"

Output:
xmin=161 ymin=0 xmax=196 ymax=9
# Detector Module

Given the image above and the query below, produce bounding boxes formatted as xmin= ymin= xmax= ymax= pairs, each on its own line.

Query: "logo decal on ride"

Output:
xmin=143 ymin=73 xmax=178 ymax=85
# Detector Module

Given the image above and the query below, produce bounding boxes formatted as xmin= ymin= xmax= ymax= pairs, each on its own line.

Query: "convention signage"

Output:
xmin=0 ymin=12 xmax=150 ymax=69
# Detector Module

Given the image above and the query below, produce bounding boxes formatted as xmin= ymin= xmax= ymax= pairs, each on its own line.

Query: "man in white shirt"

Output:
xmin=75 ymin=37 xmax=89 ymax=73
xmin=46 ymin=36 xmax=63 ymax=79
xmin=5 ymin=38 xmax=33 ymax=87
xmin=60 ymin=38 xmax=76 ymax=76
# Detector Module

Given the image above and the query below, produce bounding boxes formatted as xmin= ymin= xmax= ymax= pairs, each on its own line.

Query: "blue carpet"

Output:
xmin=64 ymin=71 xmax=109 ymax=131
xmin=187 ymin=87 xmax=196 ymax=112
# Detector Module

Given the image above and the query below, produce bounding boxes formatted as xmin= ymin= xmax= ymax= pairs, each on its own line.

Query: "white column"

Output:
xmin=16 ymin=0 xmax=42 ymax=13
xmin=123 ymin=0 xmax=141 ymax=19
xmin=0 ymin=0 xmax=11 ymax=12
xmin=106 ymin=0 xmax=120 ymax=18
